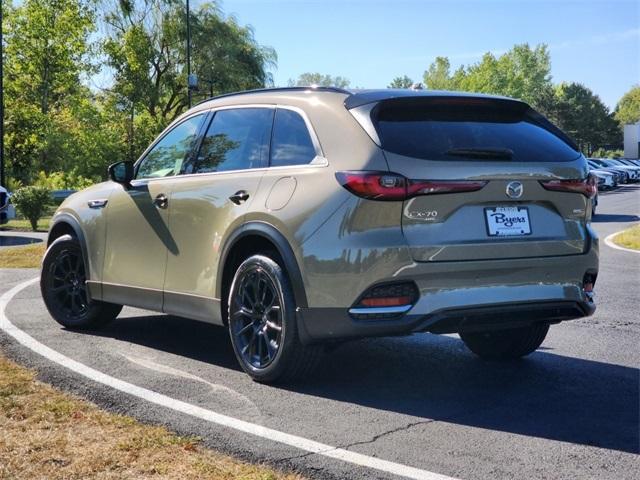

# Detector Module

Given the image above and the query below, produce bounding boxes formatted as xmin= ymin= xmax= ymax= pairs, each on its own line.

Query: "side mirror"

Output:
xmin=108 ymin=161 xmax=134 ymax=186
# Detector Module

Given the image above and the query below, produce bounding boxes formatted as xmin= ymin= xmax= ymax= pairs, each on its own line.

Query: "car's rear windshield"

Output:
xmin=372 ymin=98 xmax=581 ymax=163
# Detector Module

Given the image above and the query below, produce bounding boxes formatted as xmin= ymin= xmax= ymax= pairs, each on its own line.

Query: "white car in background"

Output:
xmin=0 ymin=186 xmax=16 ymax=225
xmin=589 ymin=169 xmax=616 ymax=190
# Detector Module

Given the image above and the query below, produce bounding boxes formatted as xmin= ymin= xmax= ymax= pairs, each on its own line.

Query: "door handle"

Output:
xmin=153 ymin=194 xmax=169 ymax=209
xmin=229 ymin=190 xmax=250 ymax=205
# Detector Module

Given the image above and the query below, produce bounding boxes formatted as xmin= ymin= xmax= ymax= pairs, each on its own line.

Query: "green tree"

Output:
xmin=3 ymin=0 xmax=102 ymax=183
xmin=102 ymin=1 xmax=277 ymax=156
xmin=388 ymin=75 xmax=413 ymax=89
xmin=614 ymin=86 xmax=640 ymax=126
xmin=288 ymin=73 xmax=350 ymax=88
xmin=552 ymin=82 xmax=621 ymax=154
xmin=422 ymin=45 xmax=554 ymax=113
xmin=423 ymin=57 xmax=458 ymax=90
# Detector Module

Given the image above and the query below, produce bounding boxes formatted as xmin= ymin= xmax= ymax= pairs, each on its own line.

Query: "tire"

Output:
xmin=227 ymin=254 xmax=321 ymax=383
xmin=459 ymin=323 xmax=550 ymax=360
xmin=40 ymin=235 xmax=122 ymax=330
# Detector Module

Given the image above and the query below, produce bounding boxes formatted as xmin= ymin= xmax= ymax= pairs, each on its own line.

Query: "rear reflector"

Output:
xmin=336 ymin=171 xmax=487 ymax=201
xmin=539 ymin=175 xmax=597 ymax=198
xmin=349 ymin=282 xmax=419 ymax=320
xmin=360 ymin=296 xmax=414 ymax=307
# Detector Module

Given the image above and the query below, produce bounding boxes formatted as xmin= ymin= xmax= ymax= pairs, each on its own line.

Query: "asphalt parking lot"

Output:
xmin=1 ymin=185 xmax=638 ymax=480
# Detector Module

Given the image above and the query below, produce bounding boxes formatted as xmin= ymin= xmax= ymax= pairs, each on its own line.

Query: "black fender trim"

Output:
xmin=48 ymin=214 xmax=91 ymax=282
xmin=216 ymin=221 xmax=308 ymax=309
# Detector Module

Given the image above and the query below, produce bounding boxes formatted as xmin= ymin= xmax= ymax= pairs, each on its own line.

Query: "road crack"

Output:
xmin=275 ymin=419 xmax=437 ymax=464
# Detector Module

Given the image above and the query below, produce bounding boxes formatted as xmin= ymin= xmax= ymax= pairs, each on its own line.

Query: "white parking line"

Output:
xmin=604 ymin=230 xmax=640 ymax=254
xmin=0 ymin=277 xmax=460 ymax=480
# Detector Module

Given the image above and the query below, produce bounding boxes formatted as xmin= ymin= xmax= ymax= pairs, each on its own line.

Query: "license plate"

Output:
xmin=484 ymin=206 xmax=531 ymax=237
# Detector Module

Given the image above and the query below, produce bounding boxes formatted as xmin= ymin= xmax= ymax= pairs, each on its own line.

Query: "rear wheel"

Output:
xmin=459 ymin=323 xmax=549 ymax=360
xmin=41 ymin=235 xmax=122 ymax=330
xmin=228 ymin=254 xmax=321 ymax=383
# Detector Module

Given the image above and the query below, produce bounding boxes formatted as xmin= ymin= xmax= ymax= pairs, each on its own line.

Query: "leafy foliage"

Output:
xmin=11 ymin=186 xmax=52 ymax=231
xmin=591 ymin=148 xmax=623 ymax=159
xmin=421 ymin=44 xmax=622 ymax=153
xmin=33 ymin=171 xmax=96 ymax=191
xmin=288 ymin=73 xmax=350 ymax=88
xmin=614 ymin=86 xmax=640 ymax=126
xmin=388 ymin=76 xmax=414 ymax=89
xmin=3 ymin=0 xmax=276 ymax=186
xmin=102 ymin=1 xmax=277 ymax=155
xmin=423 ymin=45 xmax=554 ymax=112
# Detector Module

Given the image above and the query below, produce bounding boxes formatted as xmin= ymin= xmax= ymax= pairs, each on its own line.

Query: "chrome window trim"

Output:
xmin=134 ymin=160 xmax=329 ymax=185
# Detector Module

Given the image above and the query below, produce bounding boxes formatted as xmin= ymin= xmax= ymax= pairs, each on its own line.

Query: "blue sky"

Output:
xmin=215 ymin=0 xmax=639 ymax=110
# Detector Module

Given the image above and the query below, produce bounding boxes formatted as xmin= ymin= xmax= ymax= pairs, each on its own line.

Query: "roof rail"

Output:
xmin=194 ymin=86 xmax=351 ymax=107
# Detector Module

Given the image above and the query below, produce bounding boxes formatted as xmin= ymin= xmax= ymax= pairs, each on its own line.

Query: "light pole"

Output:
xmin=186 ymin=0 xmax=192 ymax=108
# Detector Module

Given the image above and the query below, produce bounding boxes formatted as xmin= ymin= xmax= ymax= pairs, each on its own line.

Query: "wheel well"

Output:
xmin=47 ymin=222 xmax=76 ymax=246
xmin=220 ymin=235 xmax=283 ymax=325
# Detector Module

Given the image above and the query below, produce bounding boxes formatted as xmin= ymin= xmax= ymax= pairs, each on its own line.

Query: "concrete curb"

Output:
xmin=604 ymin=229 xmax=640 ymax=254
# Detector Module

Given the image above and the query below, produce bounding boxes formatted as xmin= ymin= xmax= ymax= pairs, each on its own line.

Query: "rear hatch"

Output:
xmin=357 ymin=95 xmax=592 ymax=262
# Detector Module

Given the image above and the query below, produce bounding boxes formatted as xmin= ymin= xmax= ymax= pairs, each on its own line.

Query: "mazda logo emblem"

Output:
xmin=506 ymin=181 xmax=524 ymax=199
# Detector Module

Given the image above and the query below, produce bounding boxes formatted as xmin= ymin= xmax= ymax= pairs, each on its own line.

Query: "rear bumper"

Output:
xmin=297 ymin=241 xmax=599 ymax=343
xmin=298 ymin=290 xmax=595 ymax=343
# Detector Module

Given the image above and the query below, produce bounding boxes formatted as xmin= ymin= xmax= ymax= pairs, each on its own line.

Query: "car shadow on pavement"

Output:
xmin=592 ymin=213 xmax=640 ymax=223
xmin=88 ymin=314 xmax=639 ymax=455
xmin=91 ymin=313 xmax=242 ymax=372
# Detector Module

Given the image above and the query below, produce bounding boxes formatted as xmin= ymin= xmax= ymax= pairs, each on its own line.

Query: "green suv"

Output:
xmin=40 ymin=87 xmax=599 ymax=383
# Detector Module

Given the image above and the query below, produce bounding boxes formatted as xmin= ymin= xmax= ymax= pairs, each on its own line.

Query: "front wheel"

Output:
xmin=41 ymin=235 xmax=122 ymax=330
xmin=459 ymin=323 xmax=549 ymax=360
xmin=227 ymin=254 xmax=321 ymax=383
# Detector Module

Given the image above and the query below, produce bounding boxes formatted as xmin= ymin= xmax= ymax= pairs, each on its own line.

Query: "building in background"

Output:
xmin=624 ymin=123 xmax=640 ymax=159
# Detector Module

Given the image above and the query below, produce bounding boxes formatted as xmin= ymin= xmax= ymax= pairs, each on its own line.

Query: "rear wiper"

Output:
xmin=445 ymin=148 xmax=514 ymax=160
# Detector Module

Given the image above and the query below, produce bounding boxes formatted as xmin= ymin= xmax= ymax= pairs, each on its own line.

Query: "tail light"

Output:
xmin=336 ymin=171 xmax=487 ymax=201
xmin=539 ymin=175 xmax=597 ymax=198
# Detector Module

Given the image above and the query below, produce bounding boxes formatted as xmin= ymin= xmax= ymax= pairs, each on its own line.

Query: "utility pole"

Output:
xmin=186 ymin=0 xmax=192 ymax=108
xmin=0 ymin=3 xmax=5 ymax=188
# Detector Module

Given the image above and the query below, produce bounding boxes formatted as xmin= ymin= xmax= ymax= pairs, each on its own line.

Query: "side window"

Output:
xmin=136 ymin=114 xmax=205 ymax=179
xmin=194 ymin=108 xmax=273 ymax=173
xmin=270 ymin=108 xmax=317 ymax=167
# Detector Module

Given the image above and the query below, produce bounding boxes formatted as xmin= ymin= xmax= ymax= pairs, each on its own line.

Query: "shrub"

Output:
xmin=591 ymin=148 xmax=624 ymax=159
xmin=11 ymin=186 xmax=51 ymax=231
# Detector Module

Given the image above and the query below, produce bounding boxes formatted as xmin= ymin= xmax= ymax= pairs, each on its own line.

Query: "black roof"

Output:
xmin=343 ymin=89 xmax=521 ymax=109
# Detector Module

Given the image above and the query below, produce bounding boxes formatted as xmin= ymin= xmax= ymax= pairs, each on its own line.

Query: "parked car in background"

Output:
xmin=588 ymin=159 xmax=629 ymax=184
xmin=0 ymin=186 xmax=16 ymax=225
xmin=589 ymin=158 xmax=640 ymax=182
xmin=589 ymin=169 xmax=617 ymax=190
xmin=51 ymin=189 xmax=77 ymax=205
xmin=616 ymin=158 xmax=640 ymax=168
xmin=40 ymin=87 xmax=599 ymax=383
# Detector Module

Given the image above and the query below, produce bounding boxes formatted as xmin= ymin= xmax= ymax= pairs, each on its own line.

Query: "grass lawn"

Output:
xmin=612 ymin=224 xmax=640 ymax=251
xmin=0 ymin=243 xmax=46 ymax=268
xmin=0 ymin=353 xmax=303 ymax=480
xmin=1 ymin=217 xmax=51 ymax=232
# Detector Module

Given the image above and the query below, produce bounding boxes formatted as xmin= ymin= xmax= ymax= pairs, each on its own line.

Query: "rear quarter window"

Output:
xmin=270 ymin=108 xmax=317 ymax=167
xmin=373 ymin=99 xmax=581 ymax=163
